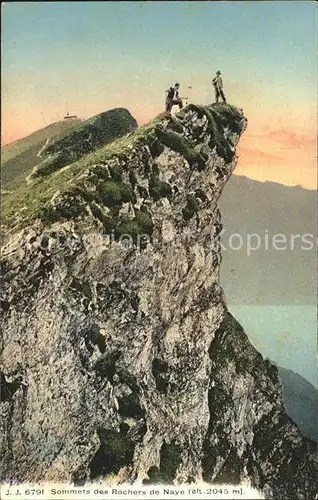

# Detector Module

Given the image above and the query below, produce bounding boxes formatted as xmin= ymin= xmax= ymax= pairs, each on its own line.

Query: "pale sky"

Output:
xmin=2 ymin=1 xmax=317 ymax=188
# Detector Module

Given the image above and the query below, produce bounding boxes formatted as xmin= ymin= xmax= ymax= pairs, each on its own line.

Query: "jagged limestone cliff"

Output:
xmin=0 ymin=104 xmax=317 ymax=499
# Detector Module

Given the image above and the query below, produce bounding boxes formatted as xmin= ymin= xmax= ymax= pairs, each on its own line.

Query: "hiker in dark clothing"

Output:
xmin=212 ymin=70 xmax=226 ymax=103
xmin=165 ymin=83 xmax=183 ymax=113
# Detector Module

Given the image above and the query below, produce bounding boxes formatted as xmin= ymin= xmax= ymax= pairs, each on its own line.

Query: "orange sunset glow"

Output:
xmin=2 ymin=1 xmax=317 ymax=190
xmin=236 ymin=128 xmax=317 ymax=189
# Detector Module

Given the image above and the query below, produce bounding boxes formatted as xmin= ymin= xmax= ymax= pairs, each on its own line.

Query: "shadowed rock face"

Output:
xmin=0 ymin=104 xmax=316 ymax=498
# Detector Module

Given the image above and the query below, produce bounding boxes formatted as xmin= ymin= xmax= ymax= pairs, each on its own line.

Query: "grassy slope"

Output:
xmin=2 ymin=115 xmax=165 ymax=229
xmin=2 ymin=108 xmax=138 ymax=192
xmin=1 ymin=119 xmax=82 ymax=190
xmin=2 ymin=104 xmax=242 ymax=231
xmin=30 ymin=108 xmax=138 ymax=179
xmin=2 ymin=120 xmax=80 ymax=162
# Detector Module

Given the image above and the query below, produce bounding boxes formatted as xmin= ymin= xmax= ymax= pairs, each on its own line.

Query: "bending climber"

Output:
xmin=212 ymin=71 xmax=227 ymax=103
xmin=165 ymin=83 xmax=183 ymax=114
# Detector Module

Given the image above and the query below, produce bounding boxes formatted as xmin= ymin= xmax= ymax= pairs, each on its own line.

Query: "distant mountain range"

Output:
xmin=219 ymin=175 xmax=317 ymax=442
xmin=219 ymin=175 xmax=317 ymax=305
xmin=277 ymin=366 xmax=318 ymax=443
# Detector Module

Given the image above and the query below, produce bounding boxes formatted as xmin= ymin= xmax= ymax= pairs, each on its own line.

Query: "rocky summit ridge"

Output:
xmin=0 ymin=104 xmax=317 ymax=499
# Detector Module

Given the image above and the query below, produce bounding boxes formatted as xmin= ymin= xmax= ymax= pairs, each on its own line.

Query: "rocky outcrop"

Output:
xmin=30 ymin=108 xmax=138 ymax=178
xmin=0 ymin=104 xmax=316 ymax=498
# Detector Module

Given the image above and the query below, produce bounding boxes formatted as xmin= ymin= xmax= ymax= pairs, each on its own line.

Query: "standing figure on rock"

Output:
xmin=213 ymin=70 xmax=227 ymax=103
xmin=165 ymin=82 xmax=183 ymax=114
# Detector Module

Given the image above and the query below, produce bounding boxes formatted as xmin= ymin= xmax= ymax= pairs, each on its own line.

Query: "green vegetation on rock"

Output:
xmin=40 ymin=190 xmax=88 ymax=224
xmin=209 ymin=103 xmax=244 ymax=135
xmin=149 ymin=173 xmax=172 ymax=201
xmin=31 ymin=153 xmax=67 ymax=179
xmin=90 ymin=427 xmax=135 ymax=478
xmin=97 ymin=180 xmax=136 ymax=207
xmin=146 ymin=441 xmax=182 ymax=484
xmin=155 ymin=127 xmax=206 ymax=171
xmin=2 ymin=114 xmax=166 ymax=229
xmin=2 ymin=103 xmax=243 ymax=230
xmin=115 ymin=209 xmax=153 ymax=244
xmin=118 ymin=393 xmax=145 ymax=419
xmin=182 ymin=194 xmax=200 ymax=221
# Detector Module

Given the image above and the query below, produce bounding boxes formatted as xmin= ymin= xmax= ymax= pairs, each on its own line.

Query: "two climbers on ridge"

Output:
xmin=165 ymin=71 xmax=227 ymax=113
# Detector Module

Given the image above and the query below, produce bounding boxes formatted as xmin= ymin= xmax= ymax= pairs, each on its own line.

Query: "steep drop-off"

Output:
xmin=0 ymin=104 xmax=316 ymax=499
